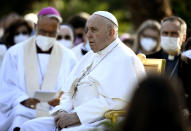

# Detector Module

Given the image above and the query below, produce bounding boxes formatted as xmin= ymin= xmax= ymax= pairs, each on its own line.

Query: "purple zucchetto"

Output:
xmin=38 ymin=7 xmax=62 ymax=23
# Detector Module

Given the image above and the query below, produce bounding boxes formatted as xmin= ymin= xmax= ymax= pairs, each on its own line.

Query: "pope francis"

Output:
xmin=21 ymin=11 xmax=145 ymax=131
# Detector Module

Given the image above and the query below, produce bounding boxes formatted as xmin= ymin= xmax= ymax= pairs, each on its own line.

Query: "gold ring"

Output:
xmin=30 ymin=105 xmax=34 ymax=108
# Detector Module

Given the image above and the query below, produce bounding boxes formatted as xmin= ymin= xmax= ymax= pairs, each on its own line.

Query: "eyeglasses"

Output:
xmin=38 ymin=29 xmax=57 ymax=37
xmin=57 ymin=35 xmax=71 ymax=40
xmin=15 ymin=31 xmax=29 ymax=35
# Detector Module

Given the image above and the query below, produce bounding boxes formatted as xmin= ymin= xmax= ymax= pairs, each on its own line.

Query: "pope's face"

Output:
xmin=36 ymin=16 xmax=59 ymax=38
xmin=86 ymin=15 xmax=110 ymax=52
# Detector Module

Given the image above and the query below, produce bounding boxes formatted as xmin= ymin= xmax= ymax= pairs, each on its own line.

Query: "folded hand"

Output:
xmin=54 ymin=112 xmax=80 ymax=129
xmin=21 ymin=98 xmax=40 ymax=109
xmin=48 ymin=91 xmax=63 ymax=107
xmin=48 ymin=98 xmax=60 ymax=107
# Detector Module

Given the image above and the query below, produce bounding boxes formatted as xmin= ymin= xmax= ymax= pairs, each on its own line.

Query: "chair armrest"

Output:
xmin=137 ymin=53 xmax=166 ymax=74
xmin=104 ymin=110 xmax=126 ymax=123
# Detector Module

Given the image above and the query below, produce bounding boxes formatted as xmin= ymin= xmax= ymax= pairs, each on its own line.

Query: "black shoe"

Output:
xmin=13 ymin=127 xmax=20 ymax=131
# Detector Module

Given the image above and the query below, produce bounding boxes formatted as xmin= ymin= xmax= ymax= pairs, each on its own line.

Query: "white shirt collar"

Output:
xmin=90 ymin=38 xmax=119 ymax=69
xmin=95 ymin=38 xmax=119 ymax=57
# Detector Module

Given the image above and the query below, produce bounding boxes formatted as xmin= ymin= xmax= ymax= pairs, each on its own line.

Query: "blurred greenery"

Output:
xmin=0 ymin=0 xmax=132 ymax=35
xmin=0 ymin=0 xmax=191 ymax=36
xmin=170 ymin=0 xmax=191 ymax=37
xmin=32 ymin=0 xmax=132 ymax=35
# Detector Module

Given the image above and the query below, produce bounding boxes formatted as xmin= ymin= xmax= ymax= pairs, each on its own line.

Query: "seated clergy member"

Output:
xmin=0 ymin=7 xmax=77 ymax=131
xmin=20 ymin=11 xmax=145 ymax=131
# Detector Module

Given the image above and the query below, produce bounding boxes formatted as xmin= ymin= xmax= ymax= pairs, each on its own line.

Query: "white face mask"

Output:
xmin=36 ymin=35 xmax=56 ymax=51
xmin=58 ymin=39 xmax=73 ymax=48
xmin=14 ymin=34 xmax=30 ymax=43
xmin=161 ymin=36 xmax=180 ymax=52
xmin=140 ymin=37 xmax=157 ymax=52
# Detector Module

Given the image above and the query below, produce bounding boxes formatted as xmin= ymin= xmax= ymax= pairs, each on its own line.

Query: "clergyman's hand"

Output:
xmin=54 ymin=112 xmax=80 ymax=129
xmin=48 ymin=91 xmax=63 ymax=107
xmin=20 ymin=98 xmax=40 ymax=109
xmin=48 ymin=98 xmax=60 ymax=107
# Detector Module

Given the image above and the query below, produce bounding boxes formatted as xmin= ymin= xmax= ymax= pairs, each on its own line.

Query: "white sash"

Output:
xmin=24 ymin=36 xmax=63 ymax=97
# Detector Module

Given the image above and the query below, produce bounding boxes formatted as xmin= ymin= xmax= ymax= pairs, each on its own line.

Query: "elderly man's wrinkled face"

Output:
xmin=86 ymin=15 xmax=111 ymax=52
xmin=36 ymin=16 xmax=59 ymax=38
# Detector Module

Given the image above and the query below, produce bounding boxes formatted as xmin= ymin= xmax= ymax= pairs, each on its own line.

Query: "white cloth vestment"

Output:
xmin=21 ymin=38 xmax=145 ymax=131
xmin=0 ymin=36 xmax=77 ymax=131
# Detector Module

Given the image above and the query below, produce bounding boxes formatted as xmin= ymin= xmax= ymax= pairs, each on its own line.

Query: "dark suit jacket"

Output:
xmin=147 ymin=49 xmax=191 ymax=111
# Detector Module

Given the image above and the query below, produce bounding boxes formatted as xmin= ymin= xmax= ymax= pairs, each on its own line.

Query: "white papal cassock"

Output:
xmin=71 ymin=43 xmax=84 ymax=60
xmin=21 ymin=38 xmax=145 ymax=131
xmin=0 ymin=36 xmax=77 ymax=131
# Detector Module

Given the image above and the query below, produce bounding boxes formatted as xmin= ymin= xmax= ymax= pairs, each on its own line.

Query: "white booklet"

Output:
xmin=34 ymin=90 xmax=57 ymax=102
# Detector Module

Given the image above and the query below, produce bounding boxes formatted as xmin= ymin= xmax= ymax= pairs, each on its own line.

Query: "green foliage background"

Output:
xmin=0 ymin=0 xmax=191 ymax=35
xmin=171 ymin=0 xmax=191 ymax=36
xmin=30 ymin=0 xmax=133 ymax=35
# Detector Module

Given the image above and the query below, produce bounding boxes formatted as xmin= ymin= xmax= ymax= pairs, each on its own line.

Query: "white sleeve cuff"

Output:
xmin=13 ymin=94 xmax=29 ymax=106
xmin=49 ymin=104 xmax=72 ymax=115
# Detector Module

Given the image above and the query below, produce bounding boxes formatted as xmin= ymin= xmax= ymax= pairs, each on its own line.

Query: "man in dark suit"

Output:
xmin=147 ymin=16 xmax=191 ymax=118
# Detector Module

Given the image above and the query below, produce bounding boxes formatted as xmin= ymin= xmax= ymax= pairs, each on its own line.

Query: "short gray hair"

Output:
xmin=103 ymin=17 xmax=118 ymax=37
xmin=161 ymin=16 xmax=187 ymax=35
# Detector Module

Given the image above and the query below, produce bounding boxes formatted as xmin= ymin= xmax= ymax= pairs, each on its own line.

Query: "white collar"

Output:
xmin=168 ymin=55 xmax=175 ymax=60
xmin=95 ymin=38 xmax=119 ymax=57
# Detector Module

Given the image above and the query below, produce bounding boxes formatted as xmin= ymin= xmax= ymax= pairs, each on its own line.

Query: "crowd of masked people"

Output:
xmin=0 ymin=11 xmax=91 ymax=64
xmin=0 ymin=6 xmax=190 ymax=131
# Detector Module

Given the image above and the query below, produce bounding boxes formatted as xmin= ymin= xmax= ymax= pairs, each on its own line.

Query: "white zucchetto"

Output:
xmin=93 ymin=11 xmax=118 ymax=27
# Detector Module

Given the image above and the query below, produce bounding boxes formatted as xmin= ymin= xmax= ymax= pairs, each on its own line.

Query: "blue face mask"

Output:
xmin=85 ymin=41 xmax=91 ymax=51
xmin=14 ymin=34 xmax=30 ymax=43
